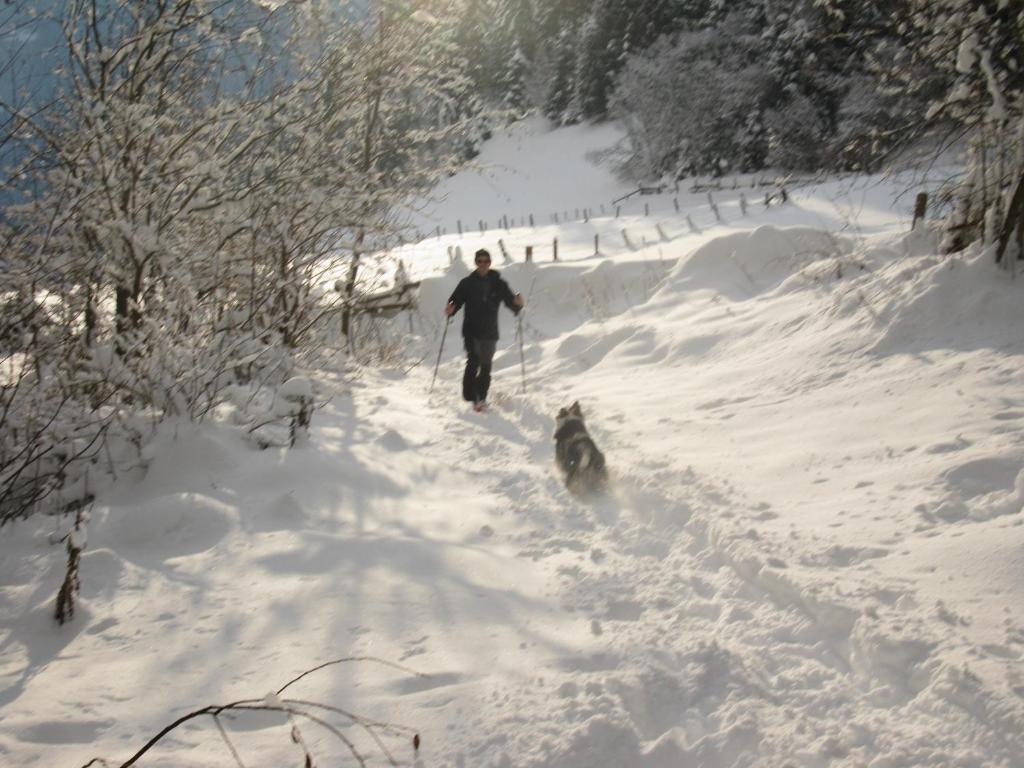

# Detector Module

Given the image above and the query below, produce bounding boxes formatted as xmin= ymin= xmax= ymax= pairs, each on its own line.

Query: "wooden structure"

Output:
xmin=347 ymin=280 xmax=421 ymax=320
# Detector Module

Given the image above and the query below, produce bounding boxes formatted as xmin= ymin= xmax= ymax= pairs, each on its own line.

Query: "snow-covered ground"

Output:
xmin=2 ymin=118 xmax=1024 ymax=768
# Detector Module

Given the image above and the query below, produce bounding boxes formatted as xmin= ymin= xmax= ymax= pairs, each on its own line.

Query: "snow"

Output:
xmin=408 ymin=116 xmax=628 ymax=236
xmin=956 ymin=30 xmax=979 ymax=75
xmin=2 ymin=118 xmax=1024 ymax=768
xmin=278 ymin=376 xmax=313 ymax=400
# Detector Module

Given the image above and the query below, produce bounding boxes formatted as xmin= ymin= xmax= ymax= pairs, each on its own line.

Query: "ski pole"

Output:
xmin=430 ymin=315 xmax=451 ymax=393
xmin=517 ymin=310 xmax=526 ymax=394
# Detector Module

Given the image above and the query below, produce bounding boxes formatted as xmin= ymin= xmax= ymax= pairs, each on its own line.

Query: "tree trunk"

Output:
xmin=115 ymin=263 xmax=144 ymax=355
xmin=996 ymin=172 xmax=1024 ymax=264
xmin=341 ymin=230 xmax=364 ymax=338
xmin=115 ymin=286 xmax=132 ymax=335
xmin=278 ymin=245 xmax=293 ymax=348
xmin=83 ymin=283 xmax=96 ymax=348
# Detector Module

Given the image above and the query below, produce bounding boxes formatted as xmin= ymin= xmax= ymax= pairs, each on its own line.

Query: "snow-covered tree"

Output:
xmin=573 ymin=0 xmax=627 ymax=119
xmin=765 ymin=88 xmax=830 ymax=171
xmin=609 ymin=0 xmax=934 ymax=178
xmin=0 ymin=0 xmax=475 ymax=523
xmin=496 ymin=0 xmax=538 ymax=63
xmin=543 ymin=25 xmax=578 ymax=124
xmin=501 ymin=43 xmax=531 ymax=116
xmin=889 ymin=0 xmax=1024 ymax=258
xmin=453 ymin=0 xmax=498 ymax=97
xmin=611 ymin=18 xmax=771 ymax=177
xmin=622 ymin=0 xmax=702 ymax=56
xmin=535 ymin=0 xmax=590 ymax=36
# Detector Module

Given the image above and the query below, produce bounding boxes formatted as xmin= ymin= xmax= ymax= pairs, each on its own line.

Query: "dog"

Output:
xmin=554 ymin=401 xmax=608 ymax=496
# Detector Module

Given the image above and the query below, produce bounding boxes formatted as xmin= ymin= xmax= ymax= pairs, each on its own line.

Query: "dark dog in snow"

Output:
xmin=554 ymin=401 xmax=608 ymax=496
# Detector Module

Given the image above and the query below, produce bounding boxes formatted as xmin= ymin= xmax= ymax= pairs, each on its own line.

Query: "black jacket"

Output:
xmin=448 ymin=269 xmax=520 ymax=340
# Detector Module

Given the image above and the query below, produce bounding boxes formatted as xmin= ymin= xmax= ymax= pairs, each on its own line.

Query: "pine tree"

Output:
xmin=496 ymin=0 xmax=538 ymax=62
xmin=544 ymin=25 xmax=577 ymax=123
xmin=622 ymin=0 xmax=696 ymax=56
xmin=573 ymin=0 xmax=631 ymax=119
xmin=454 ymin=0 xmax=498 ymax=96
xmin=502 ymin=42 xmax=530 ymax=115
xmin=535 ymin=0 xmax=592 ymax=44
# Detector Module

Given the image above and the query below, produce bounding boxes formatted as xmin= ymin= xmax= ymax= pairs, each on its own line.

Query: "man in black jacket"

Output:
xmin=445 ymin=248 xmax=525 ymax=411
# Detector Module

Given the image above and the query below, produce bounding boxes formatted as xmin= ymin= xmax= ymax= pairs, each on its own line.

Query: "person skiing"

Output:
xmin=445 ymin=248 xmax=525 ymax=411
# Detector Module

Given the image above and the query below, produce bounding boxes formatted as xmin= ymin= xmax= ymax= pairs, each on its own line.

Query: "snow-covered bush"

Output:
xmin=611 ymin=25 xmax=773 ymax=178
xmin=765 ymin=90 xmax=829 ymax=172
xmin=276 ymin=376 xmax=315 ymax=448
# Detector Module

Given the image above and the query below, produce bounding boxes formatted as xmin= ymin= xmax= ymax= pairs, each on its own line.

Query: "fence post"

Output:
xmin=622 ymin=229 xmax=633 ymax=249
xmin=686 ymin=215 xmax=697 ymax=233
xmin=707 ymin=192 xmax=721 ymax=222
xmin=457 ymin=219 xmax=463 ymax=236
xmin=594 ymin=234 xmax=599 ymax=255
xmin=740 ymin=192 xmax=748 ymax=216
xmin=644 ymin=203 xmax=650 ymax=217
xmin=553 ymin=237 xmax=558 ymax=261
xmin=673 ymin=197 xmax=679 ymax=213
xmin=912 ymin=192 xmax=928 ymax=229
xmin=529 ymin=213 xmax=534 ymax=227
xmin=525 ymin=245 xmax=533 ymax=263
xmin=615 ymin=205 xmax=621 ymax=218
xmin=584 ymin=209 xmax=589 ymax=223
xmin=498 ymin=239 xmax=509 ymax=261
xmin=656 ymin=223 xmax=667 ymax=242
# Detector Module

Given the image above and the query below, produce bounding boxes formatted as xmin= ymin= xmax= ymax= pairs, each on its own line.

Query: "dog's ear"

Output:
xmin=557 ymin=407 xmax=568 ymax=418
xmin=569 ymin=401 xmax=582 ymax=417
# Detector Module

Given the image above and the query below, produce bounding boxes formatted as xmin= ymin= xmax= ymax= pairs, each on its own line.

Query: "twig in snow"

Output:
xmin=79 ymin=658 xmax=425 ymax=768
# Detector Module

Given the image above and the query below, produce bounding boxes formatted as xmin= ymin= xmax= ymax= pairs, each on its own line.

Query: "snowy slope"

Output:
xmin=2 ymin=119 xmax=1024 ymax=768
xmin=405 ymin=116 xmax=629 ymax=237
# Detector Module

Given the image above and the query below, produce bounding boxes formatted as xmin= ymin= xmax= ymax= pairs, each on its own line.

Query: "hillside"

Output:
xmin=1 ymin=119 xmax=1023 ymax=768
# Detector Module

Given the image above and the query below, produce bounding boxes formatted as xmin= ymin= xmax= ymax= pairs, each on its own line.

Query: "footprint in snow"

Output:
xmin=17 ymin=719 xmax=114 ymax=744
xmin=376 ymin=429 xmax=409 ymax=452
xmin=605 ymin=599 xmax=645 ymax=621
xmin=392 ymin=671 xmax=463 ymax=695
xmin=942 ymin=456 xmax=1021 ymax=499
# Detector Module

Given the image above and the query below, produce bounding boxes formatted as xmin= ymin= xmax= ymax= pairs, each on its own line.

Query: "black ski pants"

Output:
xmin=462 ymin=337 xmax=497 ymax=403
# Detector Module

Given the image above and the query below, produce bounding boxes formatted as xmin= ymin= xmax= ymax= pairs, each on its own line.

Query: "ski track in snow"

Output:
xmin=2 ymin=118 xmax=1024 ymax=767
xmin=413 ymin=357 xmax=1024 ymax=768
